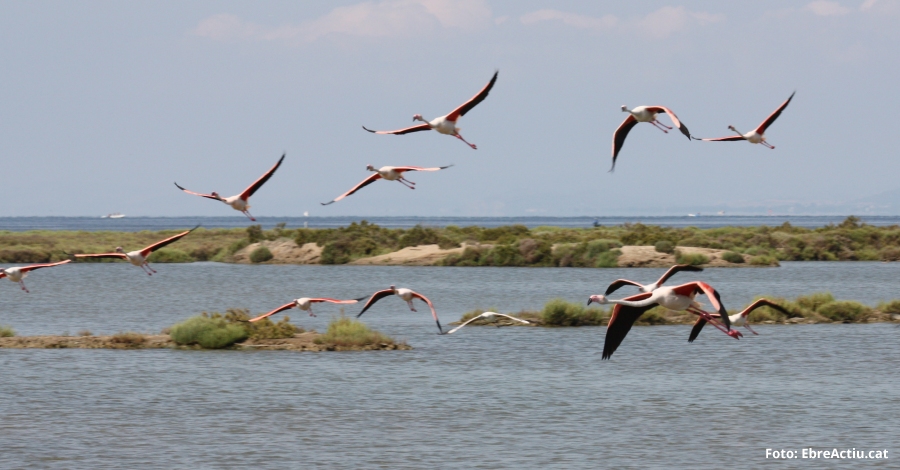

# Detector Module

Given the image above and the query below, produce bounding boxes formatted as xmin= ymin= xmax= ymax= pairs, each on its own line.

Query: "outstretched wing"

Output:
xmin=755 ymin=91 xmax=795 ymax=135
xmin=411 ymin=291 xmax=443 ymax=334
xmin=741 ymin=298 xmax=790 ymax=318
xmin=362 ymin=124 xmax=432 ymax=135
xmin=654 ymin=264 xmax=703 ymax=288
xmin=610 ymin=115 xmax=638 ymax=171
xmin=688 ymin=317 xmax=708 ymax=343
xmin=689 ymin=281 xmax=730 ymax=330
xmin=74 ymin=253 xmax=128 ymax=261
xmin=140 ymin=225 xmax=199 ymax=257
xmin=240 ymin=153 xmax=285 ymax=200
xmin=308 ymin=298 xmax=361 ymax=304
xmin=356 ymin=289 xmax=396 ymax=318
xmin=321 ymin=173 xmax=383 ymax=205
xmin=604 ymin=279 xmax=643 ymax=296
xmin=691 ymin=135 xmax=745 ymax=142
xmin=446 ymin=312 xmax=529 ymax=334
xmin=174 ymin=182 xmax=220 ymax=200
xmin=19 ymin=259 xmax=71 ymax=273
xmin=602 ymin=292 xmax=656 ymax=360
xmin=446 ymin=70 xmax=499 ymax=121
xmin=392 ymin=164 xmax=454 ymax=173
xmin=249 ymin=303 xmax=296 ymax=322
xmin=647 ymin=106 xmax=691 ymax=139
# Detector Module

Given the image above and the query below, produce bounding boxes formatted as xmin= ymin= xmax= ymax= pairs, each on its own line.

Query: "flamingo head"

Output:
xmin=587 ymin=294 xmax=608 ymax=305
xmin=389 ymin=284 xmax=397 ymax=292
xmin=115 ymin=247 xmax=124 ymax=253
xmin=366 ymin=164 xmax=376 ymax=171
xmin=210 ymin=191 xmax=221 ymax=199
xmin=412 ymin=114 xmax=423 ymax=122
xmin=621 ymin=105 xmax=629 ymax=113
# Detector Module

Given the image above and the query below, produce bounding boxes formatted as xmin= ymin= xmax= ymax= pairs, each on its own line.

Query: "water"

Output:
xmin=2 ymin=214 xmax=900 ymax=231
xmin=1 ymin=262 xmax=898 ymax=468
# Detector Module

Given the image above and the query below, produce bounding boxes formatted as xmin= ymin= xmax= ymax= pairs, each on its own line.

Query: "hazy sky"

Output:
xmin=1 ymin=1 xmax=898 ymax=217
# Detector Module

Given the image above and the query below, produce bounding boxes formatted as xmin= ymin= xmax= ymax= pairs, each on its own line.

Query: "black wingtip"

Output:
xmin=436 ymin=320 xmax=444 ymax=335
xmin=174 ymin=182 xmax=185 ymax=190
xmin=362 ymin=126 xmax=376 ymax=133
xmin=320 ymin=201 xmax=335 ymax=206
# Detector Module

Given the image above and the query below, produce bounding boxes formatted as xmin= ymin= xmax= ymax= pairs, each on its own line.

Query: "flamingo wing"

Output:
xmin=602 ymin=292 xmax=656 ymax=359
xmin=689 ymin=281 xmax=730 ymax=330
xmin=362 ymin=124 xmax=432 ymax=135
xmin=139 ymin=225 xmax=199 ymax=257
xmin=391 ymin=164 xmax=454 ymax=173
xmin=308 ymin=298 xmax=361 ymax=304
xmin=610 ymin=115 xmax=638 ymax=171
xmin=0 ymin=271 xmax=5 ymax=279
xmin=321 ymin=173 xmax=383 ymax=205
xmin=18 ymin=260 xmax=71 ymax=273
xmin=249 ymin=303 xmax=296 ymax=322
xmin=755 ymin=91 xmax=795 ymax=135
xmin=688 ymin=316 xmax=709 ymax=343
xmin=411 ymin=291 xmax=443 ymax=334
xmin=174 ymin=183 xmax=220 ymax=200
xmin=647 ymin=106 xmax=691 ymax=139
xmin=240 ymin=153 xmax=285 ymax=200
xmin=492 ymin=313 xmax=530 ymax=324
xmin=74 ymin=253 xmax=129 ymax=260
xmin=692 ymin=135 xmax=745 ymax=142
xmin=446 ymin=313 xmax=488 ymax=334
xmin=356 ymin=289 xmax=396 ymax=318
xmin=446 ymin=70 xmax=499 ymax=121
xmin=604 ymin=279 xmax=643 ymax=296
xmin=654 ymin=264 xmax=704 ymax=287
xmin=741 ymin=298 xmax=790 ymax=318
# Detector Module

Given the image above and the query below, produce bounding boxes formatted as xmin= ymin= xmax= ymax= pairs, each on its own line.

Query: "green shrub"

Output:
xmin=655 ymin=240 xmax=675 ymax=254
xmin=314 ymin=316 xmax=398 ymax=347
xmin=749 ymin=255 xmax=779 ymax=266
xmin=877 ymin=300 xmax=900 ymax=314
xmin=879 ymin=246 xmax=900 ymax=261
xmin=246 ymin=225 xmax=263 ymax=243
xmin=169 ymin=315 xmax=249 ymax=349
xmin=0 ymin=325 xmax=15 ymax=337
xmin=228 ymin=238 xmax=250 ymax=254
xmin=675 ymin=251 xmax=709 ymax=266
xmin=0 ymin=248 xmax=51 ymax=263
xmin=148 ymin=248 xmax=193 ymax=263
xmin=540 ymin=298 xmax=608 ymax=326
xmin=110 ymin=332 xmax=146 ymax=347
xmin=249 ymin=246 xmax=274 ymax=263
xmin=795 ymin=292 xmax=835 ymax=311
xmin=817 ymin=301 xmax=872 ymax=322
xmin=721 ymin=251 xmax=745 ymax=263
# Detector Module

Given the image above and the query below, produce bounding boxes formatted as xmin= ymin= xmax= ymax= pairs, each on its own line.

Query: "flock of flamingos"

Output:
xmin=0 ymin=70 xmax=797 ymax=358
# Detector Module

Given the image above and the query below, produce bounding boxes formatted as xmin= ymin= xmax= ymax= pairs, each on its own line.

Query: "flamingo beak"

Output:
xmin=587 ymin=298 xmax=593 ymax=305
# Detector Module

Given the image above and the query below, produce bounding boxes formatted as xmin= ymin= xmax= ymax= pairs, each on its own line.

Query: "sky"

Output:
xmin=1 ymin=0 xmax=898 ymax=217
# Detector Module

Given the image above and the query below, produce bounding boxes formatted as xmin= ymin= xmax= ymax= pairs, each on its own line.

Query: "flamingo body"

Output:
xmin=249 ymin=297 xmax=362 ymax=322
xmin=689 ymin=299 xmax=790 ymax=342
xmin=321 ymin=164 xmax=452 ymax=205
xmin=357 ymin=285 xmax=443 ymax=334
xmin=0 ymin=260 xmax=70 ymax=293
xmin=693 ymin=92 xmax=795 ymax=149
xmin=610 ymin=105 xmax=691 ymax=171
xmin=73 ymin=225 xmax=198 ymax=275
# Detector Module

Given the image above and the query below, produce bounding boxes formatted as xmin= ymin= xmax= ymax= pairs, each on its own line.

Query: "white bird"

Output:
xmin=693 ymin=92 xmax=795 ymax=148
xmin=357 ymin=285 xmax=443 ymax=334
xmin=321 ymin=164 xmax=452 ymax=205
xmin=72 ymin=226 xmax=198 ymax=275
xmin=0 ymin=260 xmax=70 ymax=293
xmin=248 ymin=297 xmax=364 ymax=322
xmin=363 ymin=71 xmax=498 ymax=150
xmin=447 ymin=312 xmax=531 ymax=334
xmin=604 ymin=264 xmax=703 ymax=296
xmin=689 ymin=298 xmax=789 ymax=342
xmin=174 ymin=153 xmax=284 ymax=221
xmin=611 ymin=105 xmax=692 ymax=171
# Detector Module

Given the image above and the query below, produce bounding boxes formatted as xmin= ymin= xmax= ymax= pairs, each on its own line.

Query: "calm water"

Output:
xmin=2 ymin=214 xmax=900 ymax=231
xmin=1 ymin=262 xmax=898 ymax=468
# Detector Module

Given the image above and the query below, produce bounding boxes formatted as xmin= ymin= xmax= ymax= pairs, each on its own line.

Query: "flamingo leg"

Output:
xmin=242 ymin=210 xmax=256 ymax=222
xmin=397 ymin=180 xmax=415 ymax=190
xmin=745 ymin=323 xmax=759 ymax=335
xmin=649 ymin=121 xmax=670 ymax=133
xmin=653 ymin=119 xmax=673 ymax=130
xmin=454 ymin=133 xmax=477 ymax=150
xmin=143 ymin=262 xmax=157 ymax=274
xmin=406 ymin=299 xmax=418 ymax=312
xmin=308 ymin=306 xmax=316 ymax=317
xmin=761 ymin=141 xmax=775 ymax=149
xmin=688 ymin=307 xmax=742 ymax=339
xmin=19 ymin=280 xmax=29 ymax=293
xmin=400 ymin=176 xmax=416 ymax=185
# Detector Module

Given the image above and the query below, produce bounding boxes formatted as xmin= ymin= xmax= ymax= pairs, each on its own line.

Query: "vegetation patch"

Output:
xmin=215 ymin=308 xmax=302 ymax=339
xmin=675 ymin=251 xmax=709 ymax=266
xmin=169 ymin=314 xmax=249 ymax=349
xmin=110 ymin=332 xmax=147 ymax=347
xmin=249 ymin=246 xmax=274 ymax=263
xmin=540 ymin=298 xmax=610 ymax=326
xmin=0 ymin=325 xmax=15 ymax=337
xmin=314 ymin=316 xmax=401 ymax=348
xmin=721 ymin=251 xmax=745 ymax=263
xmin=654 ymin=240 xmax=675 ymax=254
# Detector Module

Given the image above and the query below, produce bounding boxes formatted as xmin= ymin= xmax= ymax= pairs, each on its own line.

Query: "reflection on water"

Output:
xmin=1 ymin=262 xmax=898 ymax=468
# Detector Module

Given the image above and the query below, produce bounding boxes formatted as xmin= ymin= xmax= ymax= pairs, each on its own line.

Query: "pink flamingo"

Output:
xmin=357 ymin=285 xmax=443 ymax=334
xmin=321 ymin=164 xmax=452 ymax=205
xmin=693 ymin=92 xmax=795 ymax=149
xmin=0 ymin=260 xmax=70 ymax=293
xmin=588 ymin=281 xmax=739 ymax=359
xmin=363 ymin=71 xmax=498 ymax=149
xmin=689 ymin=298 xmax=789 ymax=342
xmin=248 ymin=297 xmax=364 ymax=322
xmin=611 ymin=105 xmax=692 ymax=171
xmin=604 ymin=264 xmax=703 ymax=296
xmin=72 ymin=226 xmax=198 ymax=275
xmin=174 ymin=153 xmax=284 ymax=221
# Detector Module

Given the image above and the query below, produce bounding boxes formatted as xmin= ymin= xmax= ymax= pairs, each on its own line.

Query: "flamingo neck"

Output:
xmin=608 ymin=297 xmax=658 ymax=308
xmin=729 ymin=126 xmax=744 ymax=137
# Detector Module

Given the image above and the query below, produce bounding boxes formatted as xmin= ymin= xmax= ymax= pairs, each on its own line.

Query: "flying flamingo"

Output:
xmin=71 ymin=225 xmax=198 ymax=275
xmin=174 ymin=153 xmax=285 ymax=221
xmin=248 ymin=297 xmax=364 ymax=322
xmin=588 ymin=281 xmax=738 ymax=359
xmin=604 ymin=264 xmax=703 ymax=296
xmin=321 ymin=164 xmax=453 ymax=205
xmin=692 ymin=92 xmax=795 ymax=148
xmin=611 ymin=105 xmax=692 ymax=171
xmin=446 ymin=312 xmax=531 ymax=334
xmin=362 ymin=70 xmax=498 ymax=150
xmin=689 ymin=298 xmax=789 ymax=342
xmin=357 ymin=285 xmax=443 ymax=334
xmin=0 ymin=260 xmax=70 ymax=293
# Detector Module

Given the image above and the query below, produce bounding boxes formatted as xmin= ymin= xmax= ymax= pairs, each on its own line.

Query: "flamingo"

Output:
xmin=362 ymin=70 xmax=498 ymax=150
xmin=692 ymin=92 xmax=795 ymax=149
xmin=248 ymin=297 xmax=364 ymax=322
xmin=446 ymin=312 xmax=530 ymax=334
xmin=321 ymin=164 xmax=453 ymax=205
xmin=604 ymin=264 xmax=703 ymax=296
xmin=588 ymin=281 xmax=739 ymax=359
xmin=611 ymin=105 xmax=692 ymax=171
xmin=357 ymin=285 xmax=443 ymax=334
xmin=689 ymin=298 xmax=789 ymax=342
xmin=0 ymin=260 xmax=70 ymax=293
xmin=174 ymin=153 xmax=285 ymax=221
xmin=71 ymin=225 xmax=198 ymax=275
